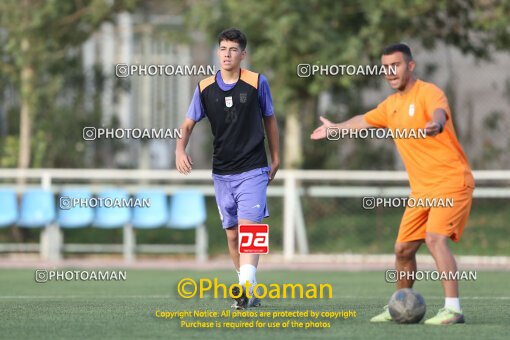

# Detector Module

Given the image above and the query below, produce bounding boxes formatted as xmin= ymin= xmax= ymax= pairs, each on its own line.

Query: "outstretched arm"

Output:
xmin=310 ymin=115 xmax=373 ymax=140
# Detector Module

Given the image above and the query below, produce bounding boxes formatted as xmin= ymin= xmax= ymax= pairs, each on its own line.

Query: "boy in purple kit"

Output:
xmin=175 ymin=28 xmax=280 ymax=309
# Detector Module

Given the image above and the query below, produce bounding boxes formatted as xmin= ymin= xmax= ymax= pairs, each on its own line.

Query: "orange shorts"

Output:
xmin=397 ymin=188 xmax=473 ymax=243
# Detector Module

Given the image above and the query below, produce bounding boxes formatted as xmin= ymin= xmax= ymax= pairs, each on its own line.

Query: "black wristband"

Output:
xmin=438 ymin=122 xmax=444 ymax=133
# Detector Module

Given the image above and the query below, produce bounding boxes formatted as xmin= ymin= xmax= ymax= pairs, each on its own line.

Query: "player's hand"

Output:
xmin=311 ymin=116 xmax=335 ymax=140
xmin=425 ymin=121 xmax=442 ymax=136
xmin=176 ymin=150 xmax=193 ymax=174
xmin=268 ymin=161 xmax=279 ymax=185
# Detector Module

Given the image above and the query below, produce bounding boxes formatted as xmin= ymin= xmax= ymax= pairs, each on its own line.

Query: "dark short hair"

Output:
xmin=218 ymin=28 xmax=247 ymax=50
xmin=382 ymin=43 xmax=413 ymax=61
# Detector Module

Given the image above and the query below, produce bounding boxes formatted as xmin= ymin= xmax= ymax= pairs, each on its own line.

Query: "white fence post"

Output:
xmin=283 ymin=170 xmax=296 ymax=261
xmin=41 ymin=224 xmax=62 ymax=261
xmin=123 ymin=224 xmax=136 ymax=262
xmin=40 ymin=172 xmax=62 ymax=261
xmin=295 ymin=190 xmax=309 ymax=254
xmin=196 ymin=224 xmax=208 ymax=263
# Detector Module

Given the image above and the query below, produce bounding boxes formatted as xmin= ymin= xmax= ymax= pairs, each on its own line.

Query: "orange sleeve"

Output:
xmin=423 ymin=85 xmax=450 ymax=121
xmin=364 ymin=99 xmax=389 ymax=128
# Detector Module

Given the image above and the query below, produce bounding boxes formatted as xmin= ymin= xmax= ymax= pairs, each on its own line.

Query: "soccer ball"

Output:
xmin=388 ymin=288 xmax=426 ymax=324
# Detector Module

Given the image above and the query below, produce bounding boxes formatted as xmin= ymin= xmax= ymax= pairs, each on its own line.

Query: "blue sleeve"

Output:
xmin=258 ymin=75 xmax=274 ymax=117
xmin=186 ymin=86 xmax=206 ymax=122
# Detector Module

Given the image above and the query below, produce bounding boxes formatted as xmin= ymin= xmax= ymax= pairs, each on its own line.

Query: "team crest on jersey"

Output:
xmin=225 ymin=96 xmax=233 ymax=108
xmin=408 ymin=104 xmax=415 ymax=117
xmin=240 ymin=93 xmax=247 ymax=103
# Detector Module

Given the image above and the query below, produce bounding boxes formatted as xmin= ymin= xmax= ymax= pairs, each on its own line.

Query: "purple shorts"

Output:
xmin=212 ymin=167 xmax=270 ymax=228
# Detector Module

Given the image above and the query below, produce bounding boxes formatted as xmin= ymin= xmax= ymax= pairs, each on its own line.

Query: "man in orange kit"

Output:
xmin=311 ymin=43 xmax=475 ymax=325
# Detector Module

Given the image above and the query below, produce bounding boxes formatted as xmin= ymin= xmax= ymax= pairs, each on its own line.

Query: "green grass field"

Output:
xmin=1 ymin=269 xmax=509 ymax=339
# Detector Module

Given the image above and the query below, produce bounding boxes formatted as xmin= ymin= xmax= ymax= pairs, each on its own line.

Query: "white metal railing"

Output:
xmin=1 ymin=169 xmax=509 ymax=261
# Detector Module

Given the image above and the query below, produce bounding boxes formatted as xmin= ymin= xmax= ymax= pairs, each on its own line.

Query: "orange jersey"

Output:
xmin=364 ymin=79 xmax=475 ymax=195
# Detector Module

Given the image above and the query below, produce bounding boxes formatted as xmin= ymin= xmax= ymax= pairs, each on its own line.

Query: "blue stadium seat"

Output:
xmin=18 ymin=189 xmax=56 ymax=228
xmin=0 ymin=188 xmax=18 ymax=227
xmin=131 ymin=190 xmax=168 ymax=229
xmin=168 ymin=190 xmax=206 ymax=229
xmin=58 ymin=189 xmax=94 ymax=228
xmin=93 ymin=189 xmax=131 ymax=228
xmin=168 ymin=190 xmax=208 ymax=262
